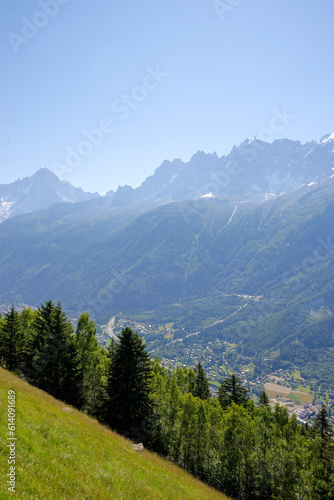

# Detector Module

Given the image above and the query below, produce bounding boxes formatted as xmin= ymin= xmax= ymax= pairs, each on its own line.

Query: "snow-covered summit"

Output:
xmin=320 ymin=132 xmax=334 ymax=143
xmin=0 ymin=168 xmax=100 ymax=222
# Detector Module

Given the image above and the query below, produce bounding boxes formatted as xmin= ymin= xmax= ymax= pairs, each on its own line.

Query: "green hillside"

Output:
xmin=0 ymin=367 xmax=228 ymax=499
xmin=0 ymin=179 xmax=333 ymax=322
xmin=0 ymin=178 xmax=334 ymax=393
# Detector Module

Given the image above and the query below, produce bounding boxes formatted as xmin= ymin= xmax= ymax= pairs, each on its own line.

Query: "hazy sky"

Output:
xmin=2 ymin=0 xmax=334 ymax=195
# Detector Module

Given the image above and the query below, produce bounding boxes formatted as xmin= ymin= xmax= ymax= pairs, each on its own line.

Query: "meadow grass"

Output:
xmin=291 ymin=391 xmax=313 ymax=404
xmin=293 ymin=370 xmax=302 ymax=380
xmin=0 ymin=367 xmax=228 ymax=499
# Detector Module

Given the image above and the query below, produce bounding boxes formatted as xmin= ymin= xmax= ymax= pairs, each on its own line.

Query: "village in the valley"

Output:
xmin=98 ymin=316 xmax=334 ymax=427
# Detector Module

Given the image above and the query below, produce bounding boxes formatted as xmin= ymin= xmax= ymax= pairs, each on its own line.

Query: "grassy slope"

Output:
xmin=0 ymin=368 xmax=228 ymax=499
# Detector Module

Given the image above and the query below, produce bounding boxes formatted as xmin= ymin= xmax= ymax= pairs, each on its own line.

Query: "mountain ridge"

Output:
xmin=0 ymin=167 xmax=100 ymax=222
xmin=110 ymin=134 xmax=334 ymax=205
xmin=0 ymin=175 xmax=333 ymax=320
xmin=1 ymin=150 xmax=334 ymax=392
xmin=2 ymin=133 xmax=334 ymax=220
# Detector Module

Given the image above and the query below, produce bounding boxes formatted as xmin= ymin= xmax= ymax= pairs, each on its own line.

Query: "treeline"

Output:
xmin=1 ymin=302 xmax=334 ymax=499
xmin=0 ymin=302 xmax=108 ymax=416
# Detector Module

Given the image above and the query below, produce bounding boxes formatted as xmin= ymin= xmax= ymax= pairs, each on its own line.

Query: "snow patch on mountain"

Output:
xmin=167 ymin=174 xmax=178 ymax=185
xmin=0 ymin=199 xmax=14 ymax=223
xmin=303 ymin=145 xmax=317 ymax=159
xmin=0 ymin=168 xmax=100 ymax=222
xmin=320 ymin=132 xmax=334 ymax=143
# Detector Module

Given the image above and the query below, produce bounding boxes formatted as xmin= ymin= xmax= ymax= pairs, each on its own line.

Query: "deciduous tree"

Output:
xmin=75 ymin=312 xmax=107 ymax=414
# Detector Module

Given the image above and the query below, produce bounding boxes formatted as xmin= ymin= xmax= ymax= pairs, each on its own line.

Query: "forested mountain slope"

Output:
xmin=0 ymin=177 xmax=333 ymax=321
xmin=0 ymin=174 xmax=333 ymax=392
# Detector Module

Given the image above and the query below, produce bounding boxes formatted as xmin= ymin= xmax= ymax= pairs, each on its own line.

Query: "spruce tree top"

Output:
xmin=218 ymin=373 xmax=248 ymax=410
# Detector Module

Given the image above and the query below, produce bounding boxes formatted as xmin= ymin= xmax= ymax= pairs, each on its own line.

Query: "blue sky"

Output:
xmin=1 ymin=0 xmax=334 ymax=194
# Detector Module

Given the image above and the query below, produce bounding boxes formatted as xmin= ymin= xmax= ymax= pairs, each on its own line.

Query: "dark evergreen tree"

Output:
xmin=194 ymin=363 xmax=210 ymax=400
xmin=0 ymin=305 xmax=24 ymax=371
xmin=313 ymin=404 xmax=334 ymax=498
xmin=106 ymin=327 xmax=154 ymax=441
xmin=18 ymin=301 xmax=55 ymax=380
xmin=33 ymin=300 xmax=54 ymax=347
xmin=0 ymin=313 xmax=3 ymax=360
xmin=32 ymin=301 xmax=79 ymax=405
xmin=218 ymin=373 xmax=248 ymax=409
xmin=314 ymin=404 xmax=333 ymax=441
xmin=258 ymin=390 xmax=270 ymax=407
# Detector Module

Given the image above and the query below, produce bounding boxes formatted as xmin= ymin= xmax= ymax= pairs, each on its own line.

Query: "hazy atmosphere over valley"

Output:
xmin=1 ymin=2 xmax=334 ymax=499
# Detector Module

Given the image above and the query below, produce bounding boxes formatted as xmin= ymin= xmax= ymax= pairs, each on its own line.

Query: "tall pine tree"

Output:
xmin=314 ymin=404 xmax=334 ymax=441
xmin=194 ymin=363 xmax=211 ymax=400
xmin=106 ymin=327 xmax=154 ymax=440
xmin=312 ymin=405 xmax=334 ymax=498
xmin=0 ymin=305 xmax=24 ymax=372
xmin=258 ymin=390 xmax=270 ymax=407
xmin=32 ymin=301 xmax=79 ymax=405
xmin=218 ymin=373 xmax=248 ymax=410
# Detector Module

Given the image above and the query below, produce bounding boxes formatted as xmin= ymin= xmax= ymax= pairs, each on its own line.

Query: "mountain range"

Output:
xmin=1 ymin=173 xmax=332 ymax=315
xmin=1 ymin=134 xmax=334 ymax=390
xmin=111 ymin=133 xmax=334 ymax=205
xmin=1 ymin=133 xmax=334 ymax=222
xmin=1 ymin=132 xmax=334 ymax=318
xmin=0 ymin=167 xmax=100 ymax=223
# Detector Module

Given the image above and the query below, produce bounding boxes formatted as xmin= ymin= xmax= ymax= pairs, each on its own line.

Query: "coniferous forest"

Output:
xmin=1 ymin=301 xmax=334 ymax=500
